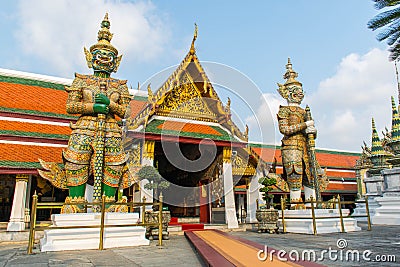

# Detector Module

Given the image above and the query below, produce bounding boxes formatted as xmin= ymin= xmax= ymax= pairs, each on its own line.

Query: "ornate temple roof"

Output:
xmin=126 ymin=27 xmax=247 ymax=143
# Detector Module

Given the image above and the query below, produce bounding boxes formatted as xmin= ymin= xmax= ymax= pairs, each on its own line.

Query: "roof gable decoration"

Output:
xmin=155 ymin=72 xmax=217 ymax=122
xmin=126 ymin=25 xmax=248 ymax=142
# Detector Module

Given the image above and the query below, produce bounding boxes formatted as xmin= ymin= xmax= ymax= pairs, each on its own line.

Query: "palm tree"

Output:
xmin=368 ymin=0 xmax=400 ymax=61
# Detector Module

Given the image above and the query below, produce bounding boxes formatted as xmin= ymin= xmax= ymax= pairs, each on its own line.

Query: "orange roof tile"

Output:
xmin=325 ymin=170 xmax=356 ymax=178
xmin=128 ymin=98 xmax=148 ymax=119
xmin=251 ymin=147 xmax=358 ymax=169
xmin=0 ymin=82 xmax=68 ymax=115
xmin=0 ymin=120 xmax=71 ymax=136
xmin=0 ymin=143 xmax=64 ymax=163
xmin=251 ymin=147 xmax=280 ymax=164
xmin=326 ymin=182 xmax=357 ymax=192
xmin=157 ymin=121 xmax=222 ymax=136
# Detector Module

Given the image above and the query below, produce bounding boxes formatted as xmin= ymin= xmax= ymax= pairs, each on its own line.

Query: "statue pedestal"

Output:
xmin=278 ymin=209 xmax=361 ymax=234
xmin=40 ymin=213 xmax=149 ymax=252
xmin=371 ymin=167 xmax=400 ymax=225
xmin=372 ymin=196 xmax=400 ymax=225
xmin=353 ymin=197 xmax=379 ymax=222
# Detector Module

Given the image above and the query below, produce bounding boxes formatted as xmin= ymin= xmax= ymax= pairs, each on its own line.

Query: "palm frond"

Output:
xmin=376 ymin=21 xmax=400 ymax=42
xmin=373 ymin=0 xmax=400 ymax=10
xmin=387 ymin=26 xmax=400 ymax=44
xmin=388 ymin=41 xmax=400 ymax=60
xmin=368 ymin=7 xmax=400 ymax=30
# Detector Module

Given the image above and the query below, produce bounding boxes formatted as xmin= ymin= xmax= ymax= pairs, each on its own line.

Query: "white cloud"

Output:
xmin=246 ymin=48 xmax=397 ymax=152
xmin=307 ymin=48 xmax=396 ymax=151
xmin=15 ymin=0 xmax=170 ymax=77
xmin=245 ymin=93 xmax=285 ymax=144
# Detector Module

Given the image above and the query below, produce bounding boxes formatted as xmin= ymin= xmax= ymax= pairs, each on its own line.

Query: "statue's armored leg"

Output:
xmin=287 ymin=173 xmax=305 ymax=209
xmin=102 ymin=183 xmax=117 ymax=198
xmin=304 ymin=186 xmax=316 ymax=207
xmin=68 ymin=183 xmax=86 ymax=198
xmin=102 ymin=163 xmax=127 ymax=212
xmin=62 ymin=162 xmax=89 ymax=213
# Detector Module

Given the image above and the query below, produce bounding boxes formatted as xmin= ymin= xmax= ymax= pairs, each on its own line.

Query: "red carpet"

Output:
xmin=168 ymin=217 xmax=204 ymax=230
xmin=169 ymin=217 xmax=180 ymax=225
xmin=181 ymin=223 xmax=204 ymax=231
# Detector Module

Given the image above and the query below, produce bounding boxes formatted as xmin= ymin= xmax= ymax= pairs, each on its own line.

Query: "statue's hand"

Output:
xmin=305 ymin=125 xmax=317 ymax=135
xmin=95 ymin=94 xmax=110 ymax=106
xmin=305 ymin=120 xmax=314 ymax=127
xmin=93 ymin=103 xmax=109 ymax=114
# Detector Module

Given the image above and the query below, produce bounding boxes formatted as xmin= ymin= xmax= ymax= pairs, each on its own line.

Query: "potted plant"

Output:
xmin=137 ymin=165 xmax=171 ymax=240
xmin=137 ymin=165 xmax=170 ymax=203
xmin=259 ymin=176 xmax=277 ymax=209
xmin=256 ymin=174 xmax=279 ymax=233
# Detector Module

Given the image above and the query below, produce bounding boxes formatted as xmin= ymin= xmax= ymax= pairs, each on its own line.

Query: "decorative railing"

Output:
xmin=27 ymin=194 xmax=164 ymax=254
xmin=278 ymin=194 xmax=372 ymax=235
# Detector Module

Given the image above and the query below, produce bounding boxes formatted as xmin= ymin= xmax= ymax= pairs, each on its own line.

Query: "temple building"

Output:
xmin=0 ymin=35 xmax=360 ymax=230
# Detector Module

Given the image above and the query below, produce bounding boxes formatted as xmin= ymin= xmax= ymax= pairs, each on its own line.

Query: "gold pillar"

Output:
xmin=16 ymin=174 xmax=29 ymax=183
xmin=223 ymin=146 xmax=232 ymax=163
xmin=143 ymin=140 xmax=155 ymax=160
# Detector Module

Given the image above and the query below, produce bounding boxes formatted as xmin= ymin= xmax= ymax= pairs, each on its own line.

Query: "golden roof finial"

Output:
xmin=190 ymin=23 xmax=198 ymax=55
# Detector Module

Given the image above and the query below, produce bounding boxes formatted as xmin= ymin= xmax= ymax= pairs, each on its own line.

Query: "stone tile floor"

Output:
xmin=232 ymin=222 xmax=400 ymax=266
xmin=0 ymin=222 xmax=399 ymax=266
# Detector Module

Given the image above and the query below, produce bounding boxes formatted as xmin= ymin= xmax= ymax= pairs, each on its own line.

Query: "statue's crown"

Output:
xmin=277 ymin=58 xmax=302 ymax=100
xmin=89 ymin=13 xmax=118 ymax=55
xmin=283 ymin=58 xmax=302 ymax=86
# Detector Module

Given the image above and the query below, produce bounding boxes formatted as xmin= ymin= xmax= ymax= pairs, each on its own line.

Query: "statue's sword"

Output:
xmin=305 ymin=105 xmax=321 ymax=206
xmin=93 ymin=81 xmax=107 ymax=209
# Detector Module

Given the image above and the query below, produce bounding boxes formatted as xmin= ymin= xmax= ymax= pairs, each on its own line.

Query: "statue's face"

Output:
xmin=287 ymin=85 xmax=304 ymax=104
xmin=91 ymin=48 xmax=117 ymax=73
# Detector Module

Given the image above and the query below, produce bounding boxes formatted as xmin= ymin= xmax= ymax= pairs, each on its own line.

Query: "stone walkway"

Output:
xmin=0 ymin=235 xmax=205 ymax=267
xmin=232 ymin=222 xmax=400 ymax=266
xmin=0 ymin=223 xmax=399 ymax=266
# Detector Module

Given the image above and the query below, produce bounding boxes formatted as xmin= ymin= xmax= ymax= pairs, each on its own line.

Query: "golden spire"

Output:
xmin=90 ymin=13 xmax=118 ymax=55
xmin=84 ymin=13 xmax=122 ymax=71
xmin=283 ymin=58 xmax=302 ymax=86
xmin=190 ymin=23 xmax=198 ymax=55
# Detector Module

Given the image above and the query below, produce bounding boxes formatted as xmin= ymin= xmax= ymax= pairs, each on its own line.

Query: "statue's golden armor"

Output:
xmin=63 ymin=73 xmax=131 ymax=188
xmin=277 ymin=105 xmax=313 ymax=190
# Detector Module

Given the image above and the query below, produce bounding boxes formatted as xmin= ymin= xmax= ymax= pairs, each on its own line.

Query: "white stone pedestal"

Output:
xmin=278 ymin=209 xmax=361 ymax=234
xmin=353 ymin=197 xmax=379 ymax=222
xmin=371 ymin=167 xmax=400 ymax=225
xmin=40 ymin=213 xmax=149 ymax=252
xmin=372 ymin=195 xmax=400 ymax=225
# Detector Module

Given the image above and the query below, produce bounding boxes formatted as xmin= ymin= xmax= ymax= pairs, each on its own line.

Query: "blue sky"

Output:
xmin=0 ymin=0 xmax=397 ymax=151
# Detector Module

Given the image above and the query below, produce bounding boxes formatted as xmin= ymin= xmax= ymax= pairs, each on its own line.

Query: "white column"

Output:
xmin=141 ymin=140 xmax=154 ymax=209
xmin=223 ymin=147 xmax=239 ymax=229
xmin=247 ymin=169 xmax=263 ymax=223
xmin=7 ymin=174 xmax=29 ymax=231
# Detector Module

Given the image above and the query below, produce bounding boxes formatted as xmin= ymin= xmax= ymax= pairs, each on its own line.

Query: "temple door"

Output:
xmin=199 ymin=181 xmax=210 ymax=223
